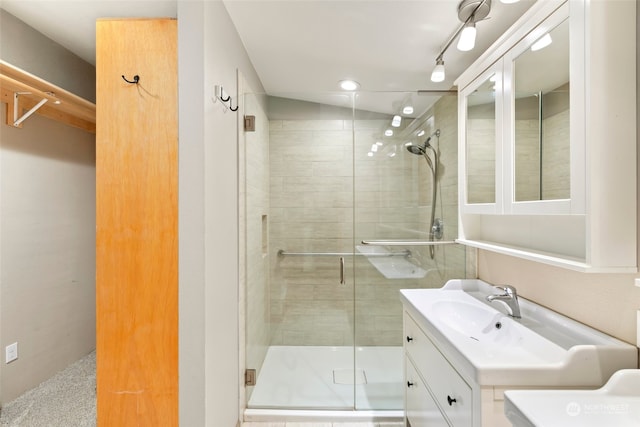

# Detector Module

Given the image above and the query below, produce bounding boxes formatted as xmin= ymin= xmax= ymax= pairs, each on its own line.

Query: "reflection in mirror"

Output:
xmin=466 ymin=74 xmax=496 ymax=204
xmin=513 ymin=18 xmax=570 ymax=202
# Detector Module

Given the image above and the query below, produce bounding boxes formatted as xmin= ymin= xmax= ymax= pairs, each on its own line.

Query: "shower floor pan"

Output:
xmin=247 ymin=345 xmax=403 ymax=411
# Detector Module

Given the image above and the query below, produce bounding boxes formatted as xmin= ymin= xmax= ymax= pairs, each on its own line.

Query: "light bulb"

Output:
xmin=531 ymin=33 xmax=552 ymax=52
xmin=431 ymin=59 xmax=445 ymax=83
xmin=339 ymin=80 xmax=360 ymax=91
xmin=402 ymin=105 xmax=414 ymax=115
xmin=457 ymin=22 xmax=476 ymax=52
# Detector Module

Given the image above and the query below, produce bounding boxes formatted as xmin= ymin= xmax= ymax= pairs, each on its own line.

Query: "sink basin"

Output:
xmin=400 ymin=279 xmax=637 ymax=386
xmin=431 ymin=300 xmax=553 ymax=350
xmin=504 ymin=369 xmax=640 ymax=427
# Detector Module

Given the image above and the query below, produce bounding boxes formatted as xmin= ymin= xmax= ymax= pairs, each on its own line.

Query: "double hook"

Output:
xmin=214 ymin=85 xmax=238 ymax=112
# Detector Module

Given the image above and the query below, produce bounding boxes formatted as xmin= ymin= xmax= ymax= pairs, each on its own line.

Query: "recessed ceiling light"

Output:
xmin=384 ymin=129 xmax=394 ymax=137
xmin=417 ymin=130 xmax=425 ymax=137
xmin=403 ymin=106 xmax=414 ymax=115
xmin=339 ymin=80 xmax=360 ymax=91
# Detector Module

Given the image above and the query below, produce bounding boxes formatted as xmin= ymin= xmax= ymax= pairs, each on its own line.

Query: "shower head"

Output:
xmin=406 ymin=137 xmax=432 ymax=155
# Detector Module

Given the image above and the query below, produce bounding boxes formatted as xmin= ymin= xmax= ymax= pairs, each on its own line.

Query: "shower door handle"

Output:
xmin=339 ymin=256 xmax=345 ymax=285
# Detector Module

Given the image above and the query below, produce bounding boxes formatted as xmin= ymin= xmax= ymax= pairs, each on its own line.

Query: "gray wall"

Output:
xmin=178 ymin=1 xmax=265 ymax=425
xmin=0 ymin=8 xmax=96 ymax=407
xmin=0 ymin=10 xmax=96 ymax=102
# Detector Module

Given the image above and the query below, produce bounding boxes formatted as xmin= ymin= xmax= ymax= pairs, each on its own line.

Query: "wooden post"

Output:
xmin=96 ymin=19 xmax=178 ymax=426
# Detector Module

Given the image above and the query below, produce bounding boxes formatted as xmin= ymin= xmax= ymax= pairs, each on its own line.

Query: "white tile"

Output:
xmin=242 ymin=423 xmax=285 ymax=427
xmin=286 ymin=423 xmax=332 ymax=427
xmin=332 ymin=423 xmax=377 ymax=427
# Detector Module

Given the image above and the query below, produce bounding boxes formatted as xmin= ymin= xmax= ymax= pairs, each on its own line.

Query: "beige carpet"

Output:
xmin=0 ymin=352 xmax=96 ymax=427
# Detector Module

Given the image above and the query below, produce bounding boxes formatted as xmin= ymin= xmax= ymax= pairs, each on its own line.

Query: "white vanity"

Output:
xmin=400 ymin=280 xmax=638 ymax=427
xmin=504 ymin=369 xmax=640 ymax=427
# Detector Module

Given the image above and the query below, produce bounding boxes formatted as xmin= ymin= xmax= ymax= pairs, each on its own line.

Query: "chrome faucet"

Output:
xmin=486 ymin=285 xmax=521 ymax=318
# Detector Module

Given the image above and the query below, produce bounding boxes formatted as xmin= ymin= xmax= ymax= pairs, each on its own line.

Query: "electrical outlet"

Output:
xmin=5 ymin=342 xmax=18 ymax=364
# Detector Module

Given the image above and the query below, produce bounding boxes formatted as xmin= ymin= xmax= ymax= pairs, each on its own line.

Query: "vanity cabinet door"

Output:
xmin=405 ymin=358 xmax=450 ymax=427
xmin=404 ymin=312 xmax=474 ymax=426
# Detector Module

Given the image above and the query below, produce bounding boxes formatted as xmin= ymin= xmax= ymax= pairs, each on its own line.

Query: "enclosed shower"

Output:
xmin=239 ymin=89 xmax=467 ymax=421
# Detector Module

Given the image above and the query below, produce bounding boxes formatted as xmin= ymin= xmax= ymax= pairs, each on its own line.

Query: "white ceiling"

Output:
xmin=1 ymin=0 xmax=536 ymax=115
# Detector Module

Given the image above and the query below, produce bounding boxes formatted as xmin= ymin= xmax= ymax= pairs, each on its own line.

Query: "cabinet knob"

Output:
xmin=447 ymin=395 xmax=457 ymax=406
xmin=407 ymin=381 xmax=415 ymax=388
xmin=406 ymin=336 xmax=413 ymax=343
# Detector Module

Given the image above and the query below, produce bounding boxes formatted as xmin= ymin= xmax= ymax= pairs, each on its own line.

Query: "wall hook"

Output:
xmin=122 ymin=75 xmax=140 ymax=84
xmin=213 ymin=85 xmax=238 ymax=113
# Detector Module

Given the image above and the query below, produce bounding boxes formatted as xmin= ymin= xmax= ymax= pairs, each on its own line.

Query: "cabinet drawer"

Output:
xmin=404 ymin=312 xmax=473 ymax=427
xmin=405 ymin=357 xmax=450 ymax=427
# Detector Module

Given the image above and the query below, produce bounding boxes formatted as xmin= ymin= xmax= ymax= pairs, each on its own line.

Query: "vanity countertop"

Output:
xmin=504 ymin=369 xmax=640 ymax=427
xmin=400 ymin=279 xmax=638 ymax=386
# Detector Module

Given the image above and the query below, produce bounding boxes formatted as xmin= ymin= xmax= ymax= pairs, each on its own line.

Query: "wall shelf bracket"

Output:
xmin=13 ymin=91 xmax=48 ymax=127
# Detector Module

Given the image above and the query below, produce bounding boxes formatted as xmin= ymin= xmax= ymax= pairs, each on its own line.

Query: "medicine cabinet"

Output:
xmin=456 ymin=0 xmax=636 ymax=272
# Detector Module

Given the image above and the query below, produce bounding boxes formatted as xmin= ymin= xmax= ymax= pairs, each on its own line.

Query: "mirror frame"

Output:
xmin=459 ymin=63 xmax=504 ymax=214
xmin=503 ymin=2 xmax=584 ymax=214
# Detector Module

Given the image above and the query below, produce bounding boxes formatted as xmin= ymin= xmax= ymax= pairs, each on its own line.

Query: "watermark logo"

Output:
xmin=566 ymin=401 xmax=630 ymax=417
xmin=566 ymin=402 xmax=581 ymax=417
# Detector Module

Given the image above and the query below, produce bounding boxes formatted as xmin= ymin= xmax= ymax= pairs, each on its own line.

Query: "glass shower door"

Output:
xmin=352 ymin=91 xmax=467 ymax=410
xmin=241 ymin=89 xmax=467 ymax=414
xmin=242 ymin=90 xmax=357 ymax=410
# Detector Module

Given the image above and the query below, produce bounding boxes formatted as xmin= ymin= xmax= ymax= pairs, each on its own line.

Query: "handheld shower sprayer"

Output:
xmin=406 ymin=136 xmax=432 ymax=155
xmin=405 ymin=129 xmax=442 ymax=259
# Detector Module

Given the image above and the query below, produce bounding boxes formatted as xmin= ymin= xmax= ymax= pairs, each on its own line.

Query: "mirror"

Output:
xmin=513 ymin=18 xmax=570 ymax=202
xmin=465 ymin=73 xmax=497 ymax=204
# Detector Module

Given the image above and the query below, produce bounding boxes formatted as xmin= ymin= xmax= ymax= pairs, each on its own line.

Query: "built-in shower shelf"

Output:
xmin=356 ymin=245 xmax=428 ymax=279
xmin=0 ymin=60 xmax=96 ymax=133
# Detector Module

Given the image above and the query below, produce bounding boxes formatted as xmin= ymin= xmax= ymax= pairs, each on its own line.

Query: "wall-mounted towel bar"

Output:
xmin=361 ymin=240 xmax=457 ymax=246
xmin=277 ymin=249 xmax=410 ymax=257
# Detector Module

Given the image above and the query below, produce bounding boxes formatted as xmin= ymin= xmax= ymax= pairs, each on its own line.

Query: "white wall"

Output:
xmin=178 ymin=1 xmax=264 ymax=425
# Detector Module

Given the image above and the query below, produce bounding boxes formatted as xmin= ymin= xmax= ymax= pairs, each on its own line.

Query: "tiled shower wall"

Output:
xmin=269 ymin=119 xmax=355 ymax=346
xmin=268 ymin=95 xmax=467 ymax=347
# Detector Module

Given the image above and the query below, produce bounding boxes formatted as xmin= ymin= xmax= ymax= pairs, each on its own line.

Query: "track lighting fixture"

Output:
xmin=429 ymin=0 xmax=495 ymax=83
xmin=431 ymin=58 xmax=446 ymax=83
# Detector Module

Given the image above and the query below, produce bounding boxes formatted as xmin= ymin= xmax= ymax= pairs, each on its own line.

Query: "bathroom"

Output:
xmin=0 ymin=0 xmax=639 ymax=426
